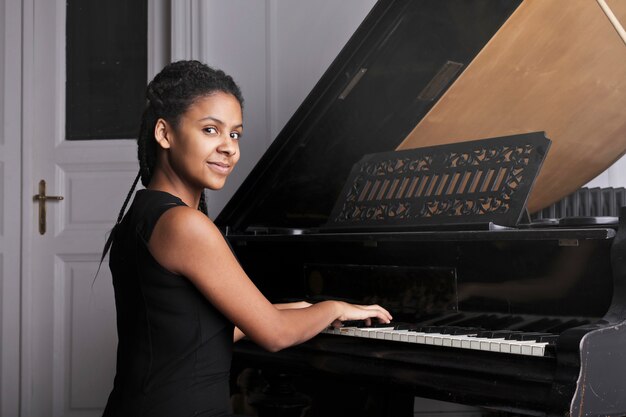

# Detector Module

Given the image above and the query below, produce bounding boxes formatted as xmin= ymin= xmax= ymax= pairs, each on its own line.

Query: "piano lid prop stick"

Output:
xmin=597 ymin=0 xmax=626 ymax=46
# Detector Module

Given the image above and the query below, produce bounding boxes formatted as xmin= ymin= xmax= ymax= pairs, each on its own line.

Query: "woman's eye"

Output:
xmin=204 ymin=127 xmax=217 ymax=134
xmin=230 ymin=132 xmax=241 ymax=140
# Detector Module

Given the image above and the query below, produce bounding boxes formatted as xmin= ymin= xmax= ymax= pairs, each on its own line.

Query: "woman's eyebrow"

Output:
xmin=198 ymin=116 xmax=243 ymax=129
xmin=198 ymin=115 xmax=224 ymax=124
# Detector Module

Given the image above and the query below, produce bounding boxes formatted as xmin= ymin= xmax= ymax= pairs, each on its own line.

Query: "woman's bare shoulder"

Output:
xmin=149 ymin=205 xmax=226 ymax=274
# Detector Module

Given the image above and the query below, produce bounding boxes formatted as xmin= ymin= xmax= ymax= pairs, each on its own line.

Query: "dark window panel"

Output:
xmin=66 ymin=0 xmax=147 ymax=140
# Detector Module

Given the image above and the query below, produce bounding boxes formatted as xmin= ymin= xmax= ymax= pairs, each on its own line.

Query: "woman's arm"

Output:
xmin=234 ymin=301 xmax=312 ymax=342
xmin=149 ymin=207 xmax=392 ymax=352
xmin=275 ymin=301 xmax=312 ymax=310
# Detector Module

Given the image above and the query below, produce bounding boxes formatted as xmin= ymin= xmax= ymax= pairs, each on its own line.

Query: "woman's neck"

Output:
xmin=147 ymin=171 xmax=202 ymax=209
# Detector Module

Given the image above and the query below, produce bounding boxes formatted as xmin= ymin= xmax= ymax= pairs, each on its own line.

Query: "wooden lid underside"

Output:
xmin=397 ymin=0 xmax=626 ymax=213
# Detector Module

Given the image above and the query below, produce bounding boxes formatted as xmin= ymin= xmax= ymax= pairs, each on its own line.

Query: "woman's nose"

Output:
xmin=217 ymin=136 xmax=237 ymax=156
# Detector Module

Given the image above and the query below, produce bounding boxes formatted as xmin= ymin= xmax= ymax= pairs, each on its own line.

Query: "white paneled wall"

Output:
xmin=585 ymin=155 xmax=626 ymax=189
xmin=267 ymin=0 xmax=378 ymax=140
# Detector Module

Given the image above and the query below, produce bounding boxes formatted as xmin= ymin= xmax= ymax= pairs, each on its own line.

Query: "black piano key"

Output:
xmin=447 ymin=327 xmax=482 ymax=335
xmin=339 ymin=320 xmax=367 ymax=328
xmin=544 ymin=344 xmax=557 ymax=356
xmin=367 ymin=322 xmax=397 ymax=328
xmin=506 ymin=332 xmax=552 ymax=341
xmin=536 ymin=334 xmax=559 ymax=343
xmin=340 ymin=320 xmax=397 ymax=329
xmin=475 ymin=330 xmax=522 ymax=338
xmin=437 ymin=327 xmax=460 ymax=334
xmin=393 ymin=323 xmax=417 ymax=331
xmin=412 ymin=326 xmax=484 ymax=335
xmin=416 ymin=326 xmax=447 ymax=333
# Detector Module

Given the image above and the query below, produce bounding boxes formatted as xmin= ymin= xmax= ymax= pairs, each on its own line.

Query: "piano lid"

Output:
xmin=216 ymin=0 xmax=522 ymax=233
xmin=397 ymin=0 xmax=626 ymax=213
xmin=216 ymin=0 xmax=626 ymax=234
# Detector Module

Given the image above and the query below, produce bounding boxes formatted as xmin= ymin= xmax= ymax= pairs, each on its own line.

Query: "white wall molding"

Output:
xmin=1 ymin=0 xmax=21 ymax=414
xmin=148 ymin=0 xmax=171 ymax=79
xmin=170 ymin=0 xmax=193 ymax=61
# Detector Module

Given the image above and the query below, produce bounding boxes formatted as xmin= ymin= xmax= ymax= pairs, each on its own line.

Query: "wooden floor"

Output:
xmin=412 ymin=397 xmax=529 ymax=416
xmin=413 ymin=397 xmax=483 ymax=416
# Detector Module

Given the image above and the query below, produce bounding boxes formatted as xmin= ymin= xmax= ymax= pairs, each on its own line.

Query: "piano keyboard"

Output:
xmin=321 ymin=324 xmax=558 ymax=357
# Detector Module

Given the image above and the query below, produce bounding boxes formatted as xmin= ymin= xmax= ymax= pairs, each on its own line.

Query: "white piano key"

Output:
xmin=499 ymin=341 xmax=512 ymax=353
xmin=393 ymin=330 xmax=410 ymax=341
xmin=487 ymin=338 xmax=507 ymax=353
xmin=508 ymin=340 xmax=540 ymax=355
xmin=359 ymin=328 xmax=377 ymax=337
xmin=321 ymin=326 xmax=552 ymax=357
xmin=451 ymin=335 xmax=474 ymax=348
xmin=340 ymin=327 xmax=356 ymax=336
xmin=461 ymin=338 xmax=473 ymax=349
xmin=532 ymin=343 xmax=548 ymax=356
xmin=470 ymin=339 xmax=483 ymax=350
xmin=380 ymin=331 xmax=392 ymax=340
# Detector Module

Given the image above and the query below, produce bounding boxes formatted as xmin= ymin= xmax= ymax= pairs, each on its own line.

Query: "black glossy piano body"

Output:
xmin=215 ymin=1 xmax=626 ymax=415
xmin=226 ymin=221 xmax=626 ymax=416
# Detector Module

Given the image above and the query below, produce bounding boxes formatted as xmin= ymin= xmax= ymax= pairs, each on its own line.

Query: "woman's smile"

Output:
xmin=206 ymin=160 xmax=232 ymax=175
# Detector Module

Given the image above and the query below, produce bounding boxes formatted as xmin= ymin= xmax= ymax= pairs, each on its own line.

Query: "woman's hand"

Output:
xmin=332 ymin=301 xmax=392 ymax=327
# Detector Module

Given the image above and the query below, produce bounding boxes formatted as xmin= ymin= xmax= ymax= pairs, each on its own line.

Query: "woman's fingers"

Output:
xmin=359 ymin=304 xmax=393 ymax=323
xmin=337 ymin=302 xmax=393 ymax=323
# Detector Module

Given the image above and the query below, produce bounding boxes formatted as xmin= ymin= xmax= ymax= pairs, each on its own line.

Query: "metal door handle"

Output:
xmin=33 ymin=179 xmax=64 ymax=235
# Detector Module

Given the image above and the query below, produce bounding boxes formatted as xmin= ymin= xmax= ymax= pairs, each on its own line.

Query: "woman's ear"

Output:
xmin=154 ymin=118 xmax=172 ymax=150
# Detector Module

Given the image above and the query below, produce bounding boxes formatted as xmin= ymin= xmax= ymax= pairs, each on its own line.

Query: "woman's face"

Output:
xmin=165 ymin=91 xmax=243 ymax=191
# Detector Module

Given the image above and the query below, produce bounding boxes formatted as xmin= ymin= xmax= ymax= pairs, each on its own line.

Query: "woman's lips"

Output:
xmin=207 ymin=161 xmax=231 ymax=174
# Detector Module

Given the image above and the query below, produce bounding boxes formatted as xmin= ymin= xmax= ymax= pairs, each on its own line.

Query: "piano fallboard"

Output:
xmin=229 ymin=227 xmax=616 ymax=322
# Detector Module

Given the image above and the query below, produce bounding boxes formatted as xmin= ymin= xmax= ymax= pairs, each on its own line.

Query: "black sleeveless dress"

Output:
xmin=103 ymin=189 xmax=234 ymax=417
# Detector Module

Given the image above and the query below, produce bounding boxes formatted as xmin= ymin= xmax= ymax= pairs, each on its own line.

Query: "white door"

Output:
xmin=20 ymin=0 xmax=147 ymax=415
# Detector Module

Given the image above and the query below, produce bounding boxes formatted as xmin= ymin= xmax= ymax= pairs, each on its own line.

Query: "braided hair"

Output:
xmin=97 ymin=60 xmax=244 ymax=272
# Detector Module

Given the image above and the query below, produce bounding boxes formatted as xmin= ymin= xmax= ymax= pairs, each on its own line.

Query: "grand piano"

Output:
xmin=215 ymin=1 xmax=626 ymax=416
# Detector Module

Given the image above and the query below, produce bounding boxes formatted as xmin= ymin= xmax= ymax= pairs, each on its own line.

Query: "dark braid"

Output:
xmin=96 ymin=60 xmax=243 ymax=276
xmin=94 ymin=171 xmax=140 ymax=284
xmin=198 ymin=192 xmax=208 ymax=216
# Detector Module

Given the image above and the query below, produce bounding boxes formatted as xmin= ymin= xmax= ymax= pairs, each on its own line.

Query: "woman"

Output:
xmin=101 ymin=60 xmax=391 ymax=416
